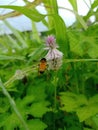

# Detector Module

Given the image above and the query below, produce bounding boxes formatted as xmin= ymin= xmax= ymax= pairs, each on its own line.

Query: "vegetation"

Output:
xmin=0 ymin=0 xmax=98 ymax=130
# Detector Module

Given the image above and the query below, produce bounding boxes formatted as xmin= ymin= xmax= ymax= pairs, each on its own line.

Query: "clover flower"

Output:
xmin=45 ymin=35 xmax=58 ymax=49
xmin=45 ymin=49 xmax=63 ymax=61
xmin=45 ymin=35 xmax=63 ymax=70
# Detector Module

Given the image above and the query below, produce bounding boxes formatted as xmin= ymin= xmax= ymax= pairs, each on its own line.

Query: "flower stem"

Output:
xmin=65 ymin=59 xmax=98 ymax=63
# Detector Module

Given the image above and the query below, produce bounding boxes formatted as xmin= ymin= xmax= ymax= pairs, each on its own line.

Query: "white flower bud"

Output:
xmin=15 ymin=70 xmax=25 ymax=80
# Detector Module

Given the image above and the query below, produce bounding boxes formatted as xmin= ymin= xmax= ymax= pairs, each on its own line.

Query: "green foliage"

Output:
xmin=0 ymin=77 xmax=50 ymax=130
xmin=27 ymin=119 xmax=47 ymax=130
xmin=0 ymin=5 xmax=46 ymax=22
xmin=84 ymin=0 xmax=98 ymax=21
xmin=60 ymin=92 xmax=88 ymax=112
xmin=68 ymin=24 xmax=98 ymax=58
xmin=0 ymin=0 xmax=98 ymax=130
xmin=68 ymin=0 xmax=78 ymax=11
xmin=51 ymin=14 xmax=69 ymax=57
xmin=60 ymin=92 xmax=98 ymax=122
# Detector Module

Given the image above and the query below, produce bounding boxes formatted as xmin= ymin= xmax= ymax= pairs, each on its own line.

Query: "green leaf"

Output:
xmin=17 ymin=95 xmax=35 ymax=108
xmin=89 ymin=95 xmax=98 ymax=104
xmin=27 ymin=119 xmax=47 ymax=130
xmin=60 ymin=92 xmax=87 ymax=112
xmin=68 ymin=28 xmax=98 ymax=58
xmin=0 ymin=112 xmax=47 ymax=130
xmin=91 ymin=0 xmax=98 ymax=9
xmin=75 ymin=13 xmax=88 ymax=30
xmin=43 ymin=0 xmax=58 ymax=29
xmin=68 ymin=0 xmax=88 ymax=29
xmin=29 ymin=101 xmax=50 ymax=117
xmin=76 ymin=94 xmax=98 ymax=122
xmin=0 ymin=108 xmax=6 ymax=113
xmin=81 ymin=35 xmax=98 ymax=58
xmin=60 ymin=92 xmax=98 ymax=122
xmin=4 ymin=20 xmax=28 ymax=48
xmin=27 ymin=83 xmax=47 ymax=101
xmin=27 ymin=44 xmax=45 ymax=65
xmin=84 ymin=0 xmax=98 ymax=21
xmin=76 ymin=103 xmax=98 ymax=122
xmin=6 ymin=35 xmax=21 ymax=50
xmin=69 ymin=0 xmax=78 ymax=11
xmin=0 ymin=113 xmax=10 ymax=128
xmin=92 ymin=115 xmax=98 ymax=128
xmin=49 ymin=0 xmax=58 ymax=14
xmin=0 ymin=98 xmax=10 ymax=114
xmin=87 ymin=43 xmax=98 ymax=58
xmin=16 ymin=84 xmax=50 ymax=118
xmin=68 ymin=31 xmax=84 ymax=56
xmin=4 ymin=113 xmax=21 ymax=130
xmin=0 ymin=5 xmax=46 ymax=22
xmin=32 ymin=21 xmax=41 ymax=43
xmin=51 ymin=14 xmax=69 ymax=57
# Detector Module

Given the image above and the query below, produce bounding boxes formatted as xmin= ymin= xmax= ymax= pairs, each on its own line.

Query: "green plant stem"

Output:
xmin=0 ymin=78 xmax=29 ymax=130
xmin=53 ymin=73 xmax=58 ymax=112
xmin=65 ymin=59 xmax=98 ymax=63
xmin=73 ymin=64 xmax=79 ymax=94
xmin=83 ymin=0 xmax=90 ymax=9
xmin=4 ymin=75 xmax=16 ymax=88
xmin=65 ymin=59 xmax=98 ymax=93
xmin=3 ymin=59 xmax=98 ymax=89
xmin=4 ymin=65 xmax=36 ymax=88
xmin=81 ymin=63 xmax=85 ymax=94
xmin=52 ymin=73 xmax=58 ymax=130
xmin=53 ymin=83 xmax=56 ymax=130
xmin=54 ymin=82 xmax=57 ymax=112
xmin=58 ymin=6 xmax=88 ymax=30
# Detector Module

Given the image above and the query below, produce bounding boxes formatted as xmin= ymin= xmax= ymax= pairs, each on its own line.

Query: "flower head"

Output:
xmin=45 ymin=35 xmax=58 ymax=49
xmin=45 ymin=49 xmax=63 ymax=60
xmin=44 ymin=35 xmax=63 ymax=70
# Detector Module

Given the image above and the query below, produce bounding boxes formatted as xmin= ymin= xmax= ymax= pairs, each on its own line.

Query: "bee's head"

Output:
xmin=40 ymin=58 xmax=46 ymax=63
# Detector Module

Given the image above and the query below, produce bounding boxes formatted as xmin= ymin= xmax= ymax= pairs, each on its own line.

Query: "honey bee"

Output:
xmin=38 ymin=58 xmax=47 ymax=74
